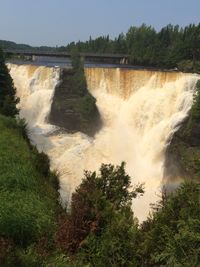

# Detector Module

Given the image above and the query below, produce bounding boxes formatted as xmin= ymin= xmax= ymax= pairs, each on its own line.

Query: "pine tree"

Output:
xmin=0 ymin=48 xmax=19 ymax=117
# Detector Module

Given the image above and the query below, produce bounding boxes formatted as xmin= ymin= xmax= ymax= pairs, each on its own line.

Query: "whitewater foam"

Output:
xmin=7 ymin=63 xmax=199 ymax=221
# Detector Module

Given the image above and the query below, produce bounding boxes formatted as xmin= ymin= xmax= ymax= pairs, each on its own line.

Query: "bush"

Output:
xmin=80 ymin=93 xmax=97 ymax=118
xmin=0 ymin=191 xmax=56 ymax=246
xmin=138 ymin=182 xmax=200 ymax=266
xmin=15 ymin=246 xmax=43 ymax=267
xmin=33 ymin=149 xmax=50 ymax=177
xmin=78 ymin=209 xmax=140 ymax=267
xmin=55 ymin=162 xmax=144 ymax=266
xmin=0 ymin=237 xmax=15 ymax=267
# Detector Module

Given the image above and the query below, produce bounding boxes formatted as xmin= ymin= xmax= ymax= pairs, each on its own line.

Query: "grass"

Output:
xmin=0 ymin=114 xmax=60 ymax=247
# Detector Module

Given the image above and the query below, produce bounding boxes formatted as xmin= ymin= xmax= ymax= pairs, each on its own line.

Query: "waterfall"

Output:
xmin=7 ymin=63 xmax=199 ymax=221
xmin=7 ymin=64 xmax=60 ymax=134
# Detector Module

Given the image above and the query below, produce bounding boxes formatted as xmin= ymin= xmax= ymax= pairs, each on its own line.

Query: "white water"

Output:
xmin=8 ymin=63 xmax=199 ymax=221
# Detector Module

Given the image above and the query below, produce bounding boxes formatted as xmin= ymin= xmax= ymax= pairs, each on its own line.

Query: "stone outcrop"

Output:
xmin=49 ymin=69 xmax=102 ymax=136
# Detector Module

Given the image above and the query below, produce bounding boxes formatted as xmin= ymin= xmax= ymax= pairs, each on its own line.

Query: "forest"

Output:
xmin=1 ymin=23 xmax=200 ymax=72
xmin=64 ymin=23 xmax=200 ymax=72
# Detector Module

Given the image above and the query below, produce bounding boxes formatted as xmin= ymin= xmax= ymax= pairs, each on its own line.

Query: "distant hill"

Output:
xmin=0 ymin=40 xmax=32 ymax=50
xmin=0 ymin=40 xmax=58 ymax=51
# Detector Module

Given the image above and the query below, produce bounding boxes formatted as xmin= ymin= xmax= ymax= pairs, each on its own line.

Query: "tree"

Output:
xmin=55 ymin=162 xmax=144 ymax=266
xmin=70 ymin=47 xmax=87 ymax=96
xmin=138 ymin=182 xmax=200 ymax=266
xmin=65 ymin=23 xmax=200 ymax=71
xmin=0 ymin=48 xmax=19 ymax=117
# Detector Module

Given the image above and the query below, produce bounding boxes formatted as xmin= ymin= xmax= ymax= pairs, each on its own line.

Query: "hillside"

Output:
xmin=0 ymin=39 xmax=56 ymax=52
xmin=0 ymin=114 xmax=61 ymax=265
xmin=0 ymin=40 xmax=31 ymax=50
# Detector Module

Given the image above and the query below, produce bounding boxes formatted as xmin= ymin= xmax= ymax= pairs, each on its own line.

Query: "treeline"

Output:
xmin=65 ymin=23 xmax=200 ymax=72
xmin=2 ymin=23 xmax=200 ymax=72
xmin=0 ymin=40 xmax=56 ymax=52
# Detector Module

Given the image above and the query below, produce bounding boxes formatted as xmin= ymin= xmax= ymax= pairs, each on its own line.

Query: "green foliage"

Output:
xmin=0 ymin=191 xmax=55 ymax=246
xmin=65 ymin=23 xmax=200 ymax=71
xmin=71 ymin=47 xmax=81 ymax=70
xmin=56 ymin=163 xmax=144 ymax=266
xmin=0 ymin=115 xmax=59 ymax=250
xmin=189 ymin=80 xmax=200 ymax=124
xmin=71 ymin=47 xmax=87 ymax=96
xmin=80 ymin=93 xmax=97 ymax=117
xmin=0 ymin=237 xmax=15 ymax=267
xmin=78 ymin=209 xmax=140 ymax=267
xmin=2 ymin=23 xmax=200 ymax=71
xmin=44 ymin=253 xmax=72 ymax=267
xmin=177 ymin=60 xmax=195 ymax=72
xmin=0 ymin=40 xmax=32 ymax=50
xmin=15 ymin=246 xmax=42 ymax=267
xmin=126 ymin=24 xmax=157 ymax=65
xmin=73 ymin=68 xmax=87 ymax=96
xmin=0 ymin=48 xmax=19 ymax=117
xmin=33 ymin=149 xmax=50 ymax=176
xmin=139 ymin=182 xmax=200 ymax=266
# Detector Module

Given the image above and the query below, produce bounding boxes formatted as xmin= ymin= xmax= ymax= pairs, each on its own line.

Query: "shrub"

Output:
xmin=33 ymin=149 xmax=50 ymax=177
xmin=0 ymin=191 xmax=56 ymax=246
xmin=138 ymin=182 xmax=200 ymax=266
xmin=55 ymin=162 xmax=144 ymax=266
xmin=80 ymin=93 xmax=97 ymax=118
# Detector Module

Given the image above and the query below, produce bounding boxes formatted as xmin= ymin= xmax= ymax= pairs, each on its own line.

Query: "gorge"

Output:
xmin=7 ymin=63 xmax=199 ymax=221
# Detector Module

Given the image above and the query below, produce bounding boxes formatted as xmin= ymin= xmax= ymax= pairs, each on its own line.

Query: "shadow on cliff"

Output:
xmin=49 ymin=68 xmax=102 ymax=137
xmin=163 ymin=79 xmax=200 ymax=191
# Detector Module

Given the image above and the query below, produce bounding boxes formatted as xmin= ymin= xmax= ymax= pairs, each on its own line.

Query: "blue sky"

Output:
xmin=0 ymin=0 xmax=199 ymax=46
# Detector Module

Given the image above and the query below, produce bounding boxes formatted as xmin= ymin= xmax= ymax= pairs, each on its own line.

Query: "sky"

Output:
xmin=0 ymin=0 xmax=199 ymax=46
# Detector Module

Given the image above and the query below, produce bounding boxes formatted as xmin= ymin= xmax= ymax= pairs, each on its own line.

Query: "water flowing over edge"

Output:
xmin=7 ymin=63 xmax=200 ymax=221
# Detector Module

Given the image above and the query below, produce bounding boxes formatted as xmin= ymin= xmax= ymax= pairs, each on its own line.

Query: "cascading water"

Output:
xmin=8 ymin=64 xmax=60 ymax=135
xmin=7 ymin=63 xmax=199 ymax=221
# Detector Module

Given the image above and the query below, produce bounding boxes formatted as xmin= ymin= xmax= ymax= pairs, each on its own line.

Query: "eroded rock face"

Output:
xmin=164 ymin=114 xmax=200 ymax=189
xmin=164 ymin=78 xmax=200 ymax=190
xmin=49 ymin=69 xmax=102 ymax=136
xmin=186 ymin=123 xmax=200 ymax=147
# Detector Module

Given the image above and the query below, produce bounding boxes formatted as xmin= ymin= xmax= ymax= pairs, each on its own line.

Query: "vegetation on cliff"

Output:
xmin=188 ymin=80 xmax=200 ymax=129
xmin=0 ymin=114 xmax=61 ymax=266
xmin=49 ymin=49 xmax=101 ymax=136
xmin=138 ymin=182 xmax=200 ymax=266
xmin=165 ymin=80 xmax=200 ymax=181
xmin=55 ymin=163 xmax=144 ymax=266
xmin=0 ymin=48 xmax=19 ymax=117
